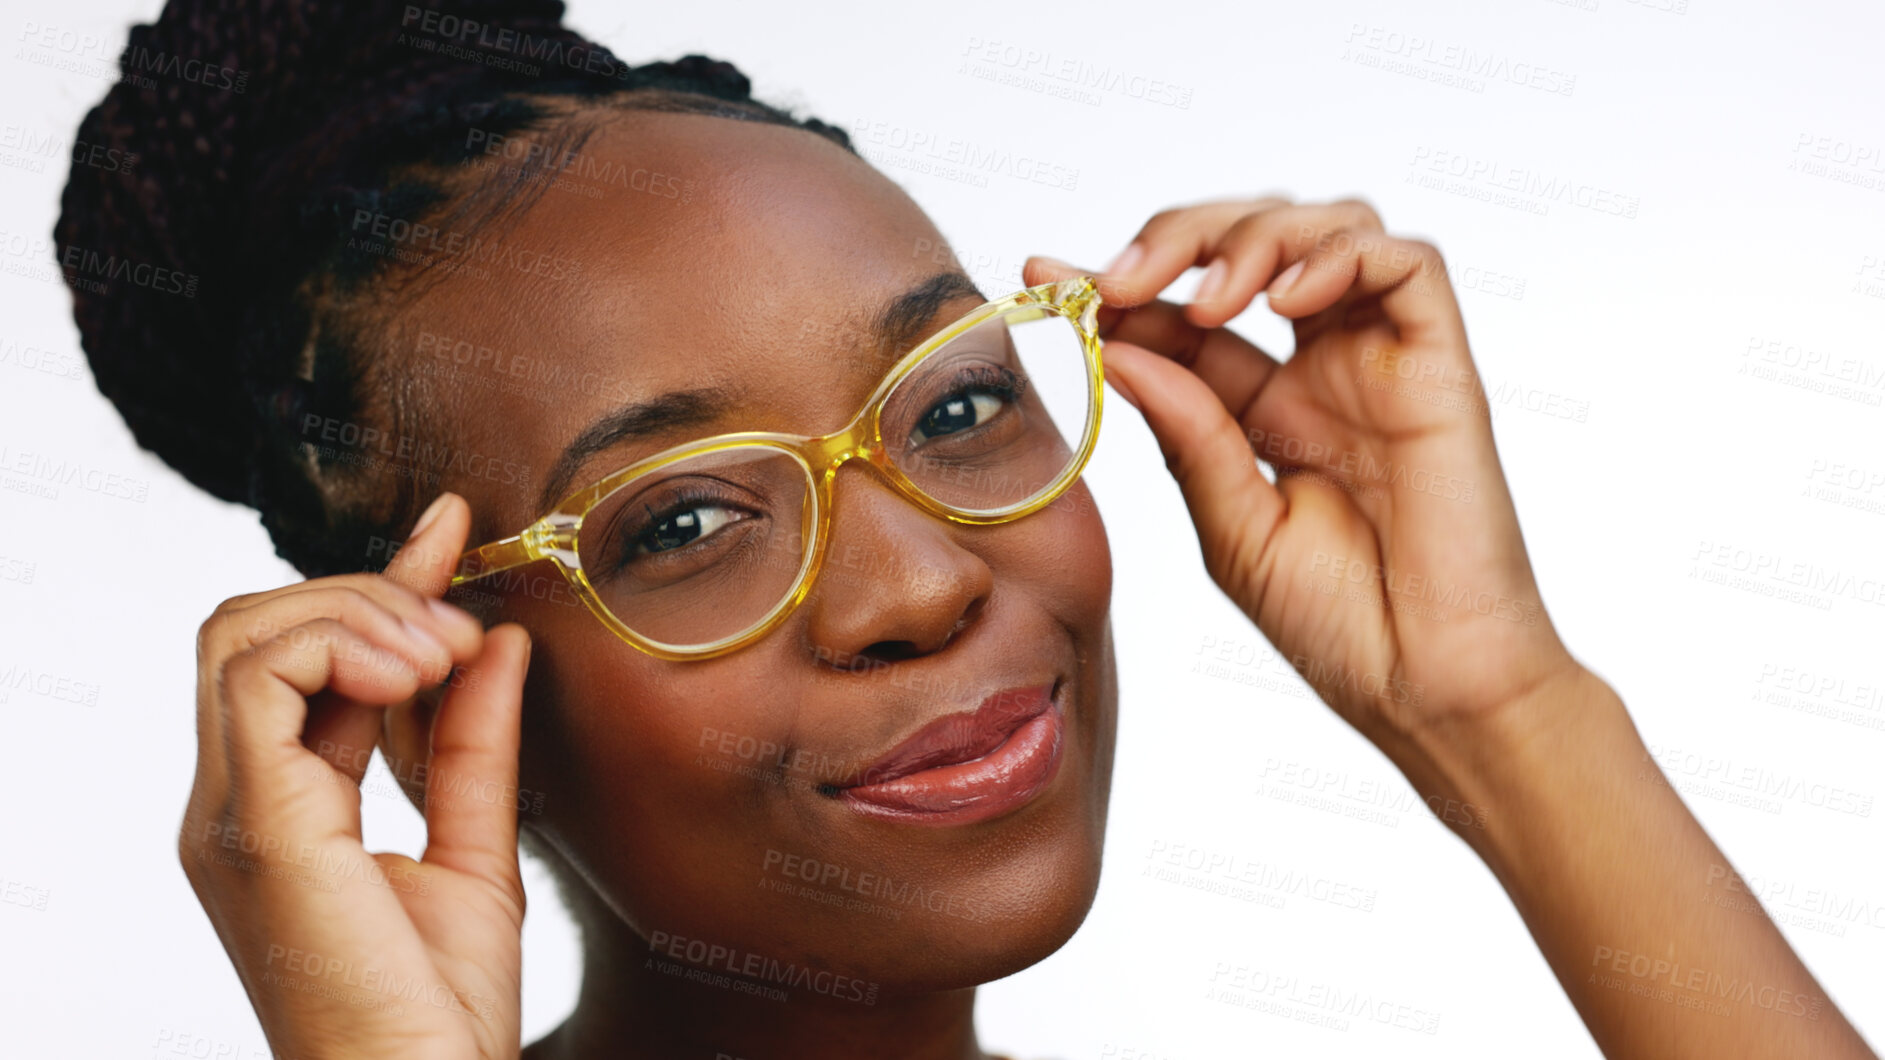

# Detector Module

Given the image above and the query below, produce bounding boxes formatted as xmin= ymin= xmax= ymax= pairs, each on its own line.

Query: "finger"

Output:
xmin=205 ymin=580 xmax=484 ymax=667
xmin=220 ymin=585 xmax=471 ymax=677
xmin=1101 ymin=298 xmax=1283 ymax=422
xmin=382 ymin=492 xmax=473 ymax=598
xmin=303 ymin=689 xmax=388 ymax=786
xmin=194 ymin=583 xmax=477 ymax=800
xmin=1094 ymin=198 xmax=1385 ymax=320
xmin=1101 ymin=339 xmax=1287 ymax=588
xmin=378 ymin=685 xmax=443 ymax=809
xmin=420 ymin=623 xmax=530 ymax=907
xmin=1268 ymin=229 xmax=1468 ymax=353
xmin=1185 ymin=199 xmax=1385 ymax=329
xmin=230 ymin=494 xmax=481 ymax=789
xmin=219 ymin=618 xmax=431 ymax=823
xmin=1090 ymin=196 xmax=1292 ymax=308
xmin=1026 ymin=255 xmax=1285 ymax=428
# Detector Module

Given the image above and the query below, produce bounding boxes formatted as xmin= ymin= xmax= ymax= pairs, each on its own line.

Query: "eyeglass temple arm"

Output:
xmin=451 ymin=535 xmax=535 ymax=586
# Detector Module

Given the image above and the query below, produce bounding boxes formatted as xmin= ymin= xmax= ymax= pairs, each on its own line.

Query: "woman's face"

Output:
xmin=393 ymin=109 xmax=1116 ymax=994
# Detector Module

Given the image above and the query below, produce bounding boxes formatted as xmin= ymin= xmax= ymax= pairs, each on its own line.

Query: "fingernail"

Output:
xmin=1103 ymin=242 xmax=1144 ymax=277
xmin=1268 ymin=261 xmax=1305 ymax=299
xmin=1193 ymin=259 xmax=1229 ymax=304
xmin=411 ymin=493 xmax=454 ymax=538
xmin=1032 ymin=255 xmax=1082 ymax=273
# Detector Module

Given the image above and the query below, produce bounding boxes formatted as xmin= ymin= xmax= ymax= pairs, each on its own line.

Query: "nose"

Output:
xmin=799 ymin=461 xmax=993 ymax=666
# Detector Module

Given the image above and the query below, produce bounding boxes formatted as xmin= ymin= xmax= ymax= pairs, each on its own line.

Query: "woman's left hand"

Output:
xmin=1026 ymin=198 xmax=1582 ymax=759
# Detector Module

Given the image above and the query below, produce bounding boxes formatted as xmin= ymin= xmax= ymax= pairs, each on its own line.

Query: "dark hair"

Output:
xmin=56 ymin=0 xmax=853 ymax=577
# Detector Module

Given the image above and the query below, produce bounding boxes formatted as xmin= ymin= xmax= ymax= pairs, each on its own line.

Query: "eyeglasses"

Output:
xmin=450 ymin=275 xmax=1105 ymax=660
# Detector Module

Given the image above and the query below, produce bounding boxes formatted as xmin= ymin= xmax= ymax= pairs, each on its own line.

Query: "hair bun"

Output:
xmin=642 ymin=54 xmax=751 ymax=98
xmin=54 ymin=0 xmax=605 ymax=505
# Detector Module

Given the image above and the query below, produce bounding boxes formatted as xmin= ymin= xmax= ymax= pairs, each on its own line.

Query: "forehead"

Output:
xmin=539 ymin=108 xmax=955 ymax=339
xmin=399 ymin=109 xmax=981 ymax=521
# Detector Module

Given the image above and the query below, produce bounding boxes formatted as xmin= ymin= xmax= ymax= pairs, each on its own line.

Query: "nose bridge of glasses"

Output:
xmin=806 ymin=401 xmax=947 ymax=531
xmin=806 ymin=398 xmax=890 ymax=479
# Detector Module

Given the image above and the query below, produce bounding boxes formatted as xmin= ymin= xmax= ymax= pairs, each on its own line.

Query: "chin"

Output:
xmin=850 ymin=808 xmax=1109 ymax=996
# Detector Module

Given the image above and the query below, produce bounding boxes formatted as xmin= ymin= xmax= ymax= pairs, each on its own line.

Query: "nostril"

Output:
xmin=862 ymin=640 xmax=922 ymax=663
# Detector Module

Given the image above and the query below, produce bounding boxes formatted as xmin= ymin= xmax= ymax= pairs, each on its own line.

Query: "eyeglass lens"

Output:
xmin=572 ymin=306 xmax=1093 ymax=648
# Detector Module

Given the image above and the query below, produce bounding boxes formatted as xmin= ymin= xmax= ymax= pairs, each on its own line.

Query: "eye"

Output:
xmin=907 ymin=365 xmax=1025 ymax=446
xmin=630 ymin=499 xmax=748 ymax=557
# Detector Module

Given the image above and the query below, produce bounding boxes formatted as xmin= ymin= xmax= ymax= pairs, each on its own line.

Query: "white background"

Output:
xmin=2 ymin=0 xmax=1882 ymax=1057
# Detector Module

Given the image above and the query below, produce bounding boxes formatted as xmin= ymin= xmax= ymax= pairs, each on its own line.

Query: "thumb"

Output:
xmin=1106 ymin=339 xmax=1287 ymax=582
xmin=420 ymin=622 xmax=531 ymax=905
xmin=384 ymin=492 xmax=472 ymax=597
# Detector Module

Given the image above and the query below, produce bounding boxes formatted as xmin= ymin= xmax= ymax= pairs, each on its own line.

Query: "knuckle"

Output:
xmin=1221 ymin=210 xmax=1271 ymax=250
xmin=1296 ymin=223 xmax=1368 ymax=260
xmin=177 ymin=813 xmax=214 ymax=885
xmin=1401 ymin=238 xmax=1445 ymax=270
xmin=325 ymin=585 xmax=378 ymax=619
xmin=1140 ymin=206 xmax=1186 ymax=236
xmin=177 ymin=836 xmax=202 ymax=887
xmin=194 ymin=614 xmax=225 ymax=664
xmin=211 ymin=591 xmax=258 ymax=616
xmin=1331 ymin=225 xmax=1380 ymax=255
xmin=349 ymin=573 xmax=423 ymax=611
xmin=1336 ymin=197 xmax=1384 ymax=228
xmin=1283 ymin=211 xmax=1348 ymax=251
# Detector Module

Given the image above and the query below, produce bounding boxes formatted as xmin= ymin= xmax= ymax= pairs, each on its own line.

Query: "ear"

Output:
xmin=378 ymin=684 xmax=444 ymax=816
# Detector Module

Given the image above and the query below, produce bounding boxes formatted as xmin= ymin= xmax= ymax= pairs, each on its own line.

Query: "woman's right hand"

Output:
xmin=179 ymin=492 xmax=530 ymax=1059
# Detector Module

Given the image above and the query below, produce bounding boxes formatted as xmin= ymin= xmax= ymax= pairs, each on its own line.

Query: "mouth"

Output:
xmin=825 ymin=678 xmax=1065 ymax=826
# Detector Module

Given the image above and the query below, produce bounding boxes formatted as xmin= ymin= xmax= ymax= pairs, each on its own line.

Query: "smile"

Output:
xmin=827 ymin=680 xmax=1066 ymax=826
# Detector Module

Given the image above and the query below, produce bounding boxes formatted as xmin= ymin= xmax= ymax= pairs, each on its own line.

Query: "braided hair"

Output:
xmin=56 ymin=0 xmax=853 ymax=577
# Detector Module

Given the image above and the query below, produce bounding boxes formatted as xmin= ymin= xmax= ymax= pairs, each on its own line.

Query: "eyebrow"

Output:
xmin=536 ymin=271 xmax=987 ymax=512
xmin=872 ymin=271 xmax=986 ymax=363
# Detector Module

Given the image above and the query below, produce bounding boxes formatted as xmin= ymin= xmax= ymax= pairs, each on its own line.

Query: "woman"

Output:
xmin=55 ymin=1 xmax=1876 ymax=1057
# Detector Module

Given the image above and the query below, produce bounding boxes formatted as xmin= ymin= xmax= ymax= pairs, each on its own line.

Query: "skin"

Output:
xmin=175 ymin=110 xmax=1878 ymax=1060
xmin=424 ymin=110 xmax=1118 ymax=1057
xmin=186 ymin=110 xmax=1112 ymax=1060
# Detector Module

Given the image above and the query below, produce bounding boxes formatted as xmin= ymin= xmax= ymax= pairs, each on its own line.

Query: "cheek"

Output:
xmin=1029 ymin=478 xmax=1117 ymax=821
xmin=508 ymin=625 xmax=820 ymax=929
xmin=1027 ymin=479 xmax=1112 ymax=623
xmin=514 ymin=628 xmax=783 ymax=827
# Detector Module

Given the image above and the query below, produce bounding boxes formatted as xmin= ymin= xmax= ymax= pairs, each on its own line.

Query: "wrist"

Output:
xmin=1378 ymin=660 xmax=1637 ymax=862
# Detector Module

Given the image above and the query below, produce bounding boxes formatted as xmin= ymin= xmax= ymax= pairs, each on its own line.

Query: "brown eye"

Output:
xmin=631 ymin=502 xmax=747 ymax=556
xmin=907 ymin=365 xmax=1025 ymax=447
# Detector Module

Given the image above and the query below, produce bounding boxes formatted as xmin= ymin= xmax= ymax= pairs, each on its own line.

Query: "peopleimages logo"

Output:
xmin=399 ymin=6 xmax=633 ymax=81
xmin=347 ymin=208 xmax=584 ymax=282
xmin=298 ymin=413 xmax=531 ymax=487
xmin=957 ymin=37 xmax=1194 ymax=109
xmin=761 ymin=848 xmax=992 ymax=923
xmin=849 ymin=119 xmax=1080 ymax=192
xmin=117 ymin=43 xmax=247 ymax=92
xmin=1342 ymin=22 xmax=1577 ymax=96
xmin=57 ymin=244 xmax=199 ymax=298
xmin=646 ymin=930 xmax=880 ymax=1005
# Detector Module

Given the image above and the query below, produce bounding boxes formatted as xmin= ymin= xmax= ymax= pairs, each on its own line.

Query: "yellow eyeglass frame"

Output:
xmin=449 ymin=274 xmax=1105 ymax=661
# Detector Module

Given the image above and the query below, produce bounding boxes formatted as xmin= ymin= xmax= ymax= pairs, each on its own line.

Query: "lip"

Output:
xmin=831 ymin=680 xmax=1065 ymax=826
